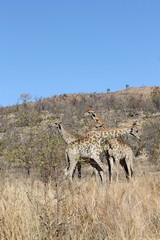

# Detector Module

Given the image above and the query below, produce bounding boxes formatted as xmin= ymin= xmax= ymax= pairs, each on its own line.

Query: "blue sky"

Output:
xmin=0 ymin=0 xmax=160 ymax=106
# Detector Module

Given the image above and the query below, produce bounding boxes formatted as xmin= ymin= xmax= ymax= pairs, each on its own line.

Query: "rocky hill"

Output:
xmin=0 ymin=86 xmax=160 ymax=182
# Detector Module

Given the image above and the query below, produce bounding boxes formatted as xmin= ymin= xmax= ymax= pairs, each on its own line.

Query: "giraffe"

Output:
xmin=103 ymin=138 xmax=134 ymax=182
xmin=54 ymin=113 xmax=140 ymax=182
xmin=65 ymin=133 xmax=107 ymax=182
xmin=52 ymin=120 xmax=98 ymax=179
xmin=52 ymin=120 xmax=81 ymax=178
xmin=64 ymin=121 xmax=140 ymax=182
xmin=84 ymin=108 xmax=140 ymax=140
xmin=84 ymin=108 xmax=136 ymax=182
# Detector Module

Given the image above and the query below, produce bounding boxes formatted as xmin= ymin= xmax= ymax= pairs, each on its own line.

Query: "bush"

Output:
xmin=141 ymin=118 xmax=160 ymax=164
xmin=151 ymin=87 xmax=160 ymax=111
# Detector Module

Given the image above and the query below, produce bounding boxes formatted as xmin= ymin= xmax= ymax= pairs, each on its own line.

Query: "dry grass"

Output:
xmin=0 ymin=174 xmax=160 ymax=240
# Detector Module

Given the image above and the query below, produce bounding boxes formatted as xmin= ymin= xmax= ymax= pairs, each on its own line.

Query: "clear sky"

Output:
xmin=0 ymin=0 xmax=160 ymax=106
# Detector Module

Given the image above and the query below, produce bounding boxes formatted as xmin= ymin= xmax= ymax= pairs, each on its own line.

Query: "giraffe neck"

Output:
xmin=104 ymin=127 xmax=130 ymax=137
xmin=86 ymin=126 xmax=131 ymax=140
xmin=57 ymin=124 xmax=77 ymax=144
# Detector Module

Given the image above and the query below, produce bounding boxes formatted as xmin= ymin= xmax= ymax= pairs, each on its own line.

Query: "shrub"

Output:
xmin=141 ymin=118 xmax=160 ymax=164
xmin=151 ymin=87 xmax=160 ymax=111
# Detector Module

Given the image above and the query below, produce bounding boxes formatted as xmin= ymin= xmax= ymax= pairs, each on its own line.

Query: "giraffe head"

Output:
xmin=47 ymin=117 xmax=62 ymax=131
xmin=129 ymin=121 xmax=141 ymax=140
xmin=84 ymin=108 xmax=106 ymax=130
xmin=52 ymin=118 xmax=63 ymax=131
xmin=84 ymin=107 xmax=96 ymax=118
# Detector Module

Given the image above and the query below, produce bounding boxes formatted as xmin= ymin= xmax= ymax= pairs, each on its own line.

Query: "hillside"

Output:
xmin=0 ymin=86 xmax=160 ymax=239
xmin=0 ymin=86 xmax=160 ymax=175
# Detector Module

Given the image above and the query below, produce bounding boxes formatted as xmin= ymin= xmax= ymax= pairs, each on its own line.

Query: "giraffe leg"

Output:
xmin=104 ymin=151 xmax=113 ymax=183
xmin=109 ymin=157 xmax=114 ymax=183
xmin=108 ymin=155 xmax=118 ymax=183
xmin=64 ymin=151 xmax=70 ymax=175
xmin=127 ymin=159 xmax=134 ymax=180
xmin=93 ymin=157 xmax=105 ymax=182
xmin=65 ymin=152 xmax=78 ymax=181
xmin=120 ymin=157 xmax=130 ymax=180
xmin=70 ymin=161 xmax=82 ymax=179
xmin=76 ymin=161 xmax=81 ymax=179
xmin=70 ymin=161 xmax=79 ymax=181
xmin=89 ymin=158 xmax=104 ymax=182
xmin=130 ymin=163 xmax=134 ymax=178
xmin=127 ymin=159 xmax=132 ymax=180
xmin=114 ymin=157 xmax=119 ymax=183
xmin=108 ymin=160 xmax=112 ymax=183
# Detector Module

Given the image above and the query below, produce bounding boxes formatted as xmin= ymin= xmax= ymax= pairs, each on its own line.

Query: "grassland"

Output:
xmin=0 ymin=174 xmax=160 ymax=240
xmin=0 ymin=86 xmax=159 ymax=239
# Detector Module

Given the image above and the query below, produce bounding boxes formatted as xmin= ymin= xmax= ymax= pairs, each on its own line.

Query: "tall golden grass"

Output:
xmin=0 ymin=175 xmax=160 ymax=240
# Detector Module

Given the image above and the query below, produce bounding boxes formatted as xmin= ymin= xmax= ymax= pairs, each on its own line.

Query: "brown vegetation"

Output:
xmin=0 ymin=175 xmax=160 ymax=240
xmin=0 ymin=86 xmax=160 ymax=239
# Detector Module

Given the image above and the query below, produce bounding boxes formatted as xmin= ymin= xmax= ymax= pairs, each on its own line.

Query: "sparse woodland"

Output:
xmin=0 ymin=86 xmax=160 ymax=240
